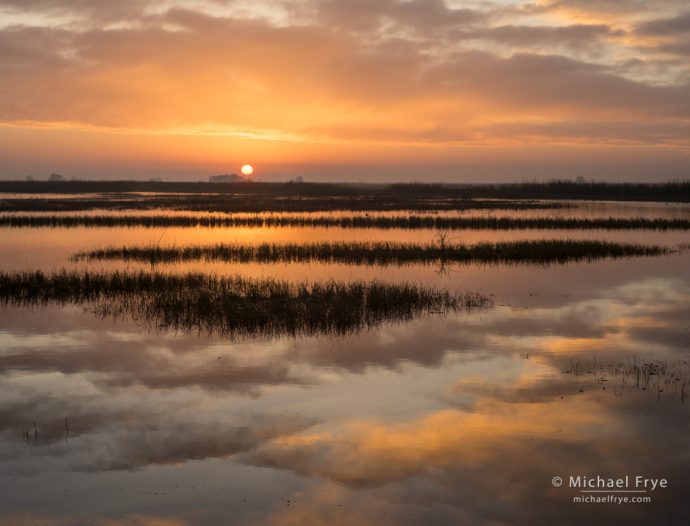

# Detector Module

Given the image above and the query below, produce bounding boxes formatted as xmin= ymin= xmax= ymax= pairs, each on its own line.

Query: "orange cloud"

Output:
xmin=0 ymin=1 xmax=689 ymax=180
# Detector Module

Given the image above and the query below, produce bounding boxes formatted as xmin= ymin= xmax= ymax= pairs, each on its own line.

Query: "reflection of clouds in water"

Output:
xmin=246 ymin=393 xmax=690 ymax=525
xmin=254 ymin=483 xmax=404 ymax=526
xmin=77 ymin=413 xmax=317 ymax=473
xmin=0 ymin=276 xmax=688 ymax=524
xmin=0 ymin=370 xmax=316 ymax=474
xmin=0 ymin=279 xmax=687 ymax=405
xmin=5 ymin=276 xmax=687 ymax=383
xmin=0 ymin=322 xmax=313 ymax=395
xmin=0 ymin=389 xmax=316 ymax=474
xmin=246 ymin=400 xmax=614 ymax=487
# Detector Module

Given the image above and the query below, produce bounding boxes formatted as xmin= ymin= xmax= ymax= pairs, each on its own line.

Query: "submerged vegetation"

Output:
xmin=563 ymin=357 xmax=689 ymax=404
xmin=73 ymin=240 xmax=675 ymax=266
xmin=0 ymin=270 xmax=493 ymax=338
xmin=3 ymin=214 xmax=690 ymax=230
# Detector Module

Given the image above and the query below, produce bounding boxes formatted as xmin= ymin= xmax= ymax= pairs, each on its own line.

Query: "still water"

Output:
xmin=0 ymin=201 xmax=689 ymax=525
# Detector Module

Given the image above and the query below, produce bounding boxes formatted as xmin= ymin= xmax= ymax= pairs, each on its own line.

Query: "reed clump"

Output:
xmin=2 ymin=214 xmax=690 ymax=230
xmin=0 ymin=270 xmax=493 ymax=338
xmin=73 ymin=240 xmax=674 ymax=266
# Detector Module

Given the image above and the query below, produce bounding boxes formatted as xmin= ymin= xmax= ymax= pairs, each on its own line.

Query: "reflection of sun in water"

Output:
xmin=241 ymin=164 xmax=254 ymax=176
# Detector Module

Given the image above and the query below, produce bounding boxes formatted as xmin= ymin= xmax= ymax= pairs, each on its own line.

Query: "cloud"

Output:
xmin=541 ymin=0 xmax=688 ymax=16
xmin=637 ymin=12 xmax=690 ymax=35
xmin=427 ymin=51 xmax=690 ymax=118
xmin=0 ymin=1 xmax=689 ymax=178
xmin=457 ymin=23 xmax=624 ymax=50
xmin=313 ymin=0 xmax=485 ymax=33
xmin=0 ymin=0 xmax=164 ymax=24
xmin=0 ymin=514 xmax=188 ymax=526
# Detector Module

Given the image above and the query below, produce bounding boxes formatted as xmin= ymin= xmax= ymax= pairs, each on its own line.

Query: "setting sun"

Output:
xmin=241 ymin=164 xmax=254 ymax=176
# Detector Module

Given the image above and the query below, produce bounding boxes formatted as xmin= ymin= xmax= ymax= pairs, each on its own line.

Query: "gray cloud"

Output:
xmin=457 ymin=23 xmax=623 ymax=49
xmin=542 ymin=0 xmax=688 ymax=15
xmin=313 ymin=0 xmax=485 ymax=32
xmin=637 ymin=12 xmax=690 ymax=35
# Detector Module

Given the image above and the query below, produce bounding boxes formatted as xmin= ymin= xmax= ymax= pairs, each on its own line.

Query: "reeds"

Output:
xmin=0 ymin=270 xmax=493 ymax=338
xmin=0 ymin=196 xmax=567 ymax=213
xmin=3 ymin=214 xmax=690 ymax=230
xmin=73 ymin=240 xmax=674 ymax=266
xmin=563 ymin=356 xmax=689 ymax=403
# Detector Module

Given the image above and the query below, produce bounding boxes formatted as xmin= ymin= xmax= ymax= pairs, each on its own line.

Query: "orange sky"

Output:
xmin=1 ymin=0 xmax=689 ymax=181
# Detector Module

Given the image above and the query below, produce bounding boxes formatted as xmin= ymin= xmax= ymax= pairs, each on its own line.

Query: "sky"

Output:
xmin=0 ymin=0 xmax=689 ymax=182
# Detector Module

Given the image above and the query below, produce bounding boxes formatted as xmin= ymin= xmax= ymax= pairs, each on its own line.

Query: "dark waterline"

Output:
xmin=3 ymin=214 xmax=690 ymax=230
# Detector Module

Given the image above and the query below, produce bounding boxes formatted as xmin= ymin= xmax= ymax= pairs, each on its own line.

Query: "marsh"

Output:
xmin=0 ymin=191 xmax=689 ymax=525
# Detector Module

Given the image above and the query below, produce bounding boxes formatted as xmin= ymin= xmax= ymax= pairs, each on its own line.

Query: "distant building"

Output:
xmin=209 ymin=173 xmax=244 ymax=183
xmin=575 ymin=176 xmax=586 ymax=184
xmin=48 ymin=173 xmax=65 ymax=182
xmin=148 ymin=177 xmax=162 ymax=182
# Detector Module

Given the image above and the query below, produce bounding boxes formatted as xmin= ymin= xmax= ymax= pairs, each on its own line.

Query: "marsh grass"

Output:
xmin=0 ymin=270 xmax=493 ymax=338
xmin=3 ymin=214 xmax=690 ymax=230
xmin=73 ymin=240 xmax=675 ymax=266
xmin=564 ymin=356 xmax=690 ymax=403
xmin=0 ymin=196 xmax=568 ymax=213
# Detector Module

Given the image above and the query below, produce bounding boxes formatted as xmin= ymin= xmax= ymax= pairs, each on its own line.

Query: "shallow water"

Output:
xmin=0 ymin=200 xmax=689 ymax=525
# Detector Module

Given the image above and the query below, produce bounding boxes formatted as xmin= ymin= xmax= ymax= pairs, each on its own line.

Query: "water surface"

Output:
xmin=0 ymin=200 xmax=688 ymax=525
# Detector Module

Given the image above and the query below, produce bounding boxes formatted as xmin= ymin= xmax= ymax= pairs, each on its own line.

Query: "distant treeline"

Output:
xmin=3 ymin=214 xmax=690 ymax=230
xmin=74 ymin=240 xmax=674 ymax=266
xmin=388 ymin=180 xmax=690 ymax=202
xmin=0 ymin=270 xmax=492 ymax=338
xmin=1 ymin=180 xmax=689 ymax=202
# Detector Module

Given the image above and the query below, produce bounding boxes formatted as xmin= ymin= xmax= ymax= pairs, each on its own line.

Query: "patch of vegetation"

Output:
xmin=563 ymin=356 xmax=689 ymax=404
xmin=0 ymin=270 xmax=493 ymax=338
xmin=73 ymin=240 xmax=675 ymax=266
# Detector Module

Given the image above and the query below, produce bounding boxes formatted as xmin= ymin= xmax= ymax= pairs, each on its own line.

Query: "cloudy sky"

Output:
xmin=1 ymin=0 xmax=689 ymax=181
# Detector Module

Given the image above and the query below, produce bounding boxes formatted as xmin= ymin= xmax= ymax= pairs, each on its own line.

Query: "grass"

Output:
xmin=0 ymin=270 xmax=493 ymax=338
xmin=0 ymin=196 xmax=568 ymax=213
xmin=73 ymin=240 xmax=676 ymax=266
xmin=3 ymin=214 xmax=690 ymax=230
xmin=563 ymin=356 xmax=689 ymax=404
xmin=2 ymin=180 xmax=689 ymax=202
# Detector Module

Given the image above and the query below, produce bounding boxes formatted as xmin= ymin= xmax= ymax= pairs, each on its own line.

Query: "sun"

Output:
xmin=241 ymin=164 xmax=254 ymax=176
